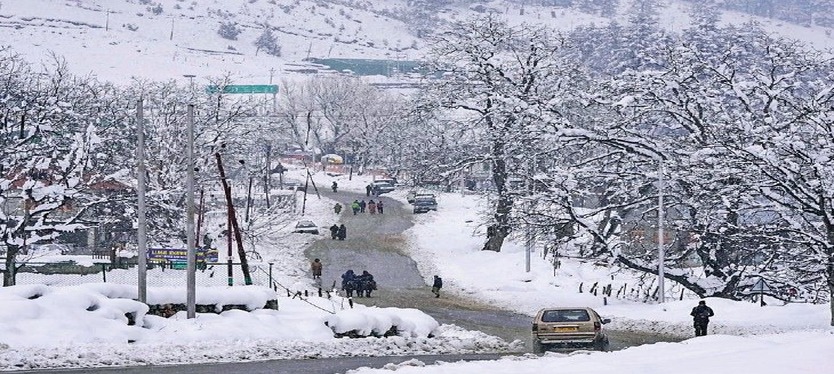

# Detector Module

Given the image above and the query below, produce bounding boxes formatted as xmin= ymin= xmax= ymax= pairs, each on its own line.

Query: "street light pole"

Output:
xmin=658 ymin=159 xmax=666 ymax=303
xmin=185 ymin=103 xmax=196 ymax=318
xmin=137 ymin=99 xmax=148 ymax=303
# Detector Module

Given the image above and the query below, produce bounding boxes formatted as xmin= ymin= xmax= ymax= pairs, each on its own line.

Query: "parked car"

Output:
xmin=293 ymin=220 xmax=319 ymax=235
xmin=531 ymin=307 xmax=610 ymax=353
xmin=283 ymin=180 xmax=307 ymax=192
xmin=412 ymin=196 xmax=438 ymax=213
xmin=373 ymin=177 xmax=397 ymax=186
xmin=407 ymin=191 xmax=436 ymax=204
xmin=371 ymin=181 xmax=395 ymax=195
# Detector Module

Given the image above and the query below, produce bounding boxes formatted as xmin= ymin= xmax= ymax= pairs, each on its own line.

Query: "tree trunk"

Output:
xmin=482 ymin=135 xmax=513 ymax=252
xmin=2 ymin=250 xmax=16 ymax=286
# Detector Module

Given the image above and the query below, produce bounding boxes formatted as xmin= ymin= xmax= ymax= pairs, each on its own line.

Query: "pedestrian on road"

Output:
xmin=368 ymin=200 xmax=377 ymax=214
xmin=329 ymin=224 xmax=339 ymax=239
xmin=351 ymin=200 xmax=360 ymax=215
xmin=366 ymin=184 xmax=372 ymax=196
xmin=337 ymin=224 xmax=347 ymax=240
xmin=377 ymin=200 xmax=384 ymax=214
xmin=334 ymin=203 xmax=342 ymax=214
xmin=331 ymin=181 xmax=338 ymax=193
xmin=431 ymin=275 xmax=443 ymax=298
xmin=359 ymin=200 xmax=367 ymax=213
xmin=690 ymin=300 xmax=715 ymax=336
xmin=311 ymin=258 xmax=322 ymax=279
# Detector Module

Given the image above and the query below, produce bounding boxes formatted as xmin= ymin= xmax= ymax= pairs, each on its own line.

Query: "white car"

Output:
xmin=293 ymin=220 xmax=319 ymax=235
xmin=371 ymin=181 xmax=395 ymax=195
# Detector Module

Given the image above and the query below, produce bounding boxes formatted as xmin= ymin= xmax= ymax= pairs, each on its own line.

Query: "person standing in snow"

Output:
xmin=377 ymin=200 xmax=384 ymax=214
xmin=311 ymin=258 xmax=322 ymax=279
xmin=337 ymin=224 xmax=347 ymax=240
xmin=365 ymin=184 xmax=372 ymax=196
xmin=359 ymin=199 xmax=367 ymax=213
xmin=351 ymin=200 xmax=360 ymax=215
xmin=690 ymin=300 xmax=714 ymax=336
xmin=329 ymin=224 xmax=339 ymax=239
xmin=431 ymin=275 xmax=443 ymax=298
xmin=367 ymin=200 xmax=377 ymax=214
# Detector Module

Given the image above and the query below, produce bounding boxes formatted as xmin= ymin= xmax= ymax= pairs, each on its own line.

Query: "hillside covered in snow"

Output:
xmin=1 ymin=0 xmax=833 ymax=84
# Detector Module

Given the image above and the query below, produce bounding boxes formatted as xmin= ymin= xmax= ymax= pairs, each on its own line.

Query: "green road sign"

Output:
xmin=206 ymin=84 xmax=278 ymax=94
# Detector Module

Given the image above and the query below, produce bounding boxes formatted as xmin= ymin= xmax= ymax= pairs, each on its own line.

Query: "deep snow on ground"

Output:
xmin=1 ymin=164 xmax=832 ymax=372
xmin=345 ymin=331 xmax=834 ymax=374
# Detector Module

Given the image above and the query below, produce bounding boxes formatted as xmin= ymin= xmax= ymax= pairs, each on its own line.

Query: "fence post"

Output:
xmin=268 ymin=262 xmax=274 ymax=290
xmin=101 ymin=263 xmax=108 ymax=283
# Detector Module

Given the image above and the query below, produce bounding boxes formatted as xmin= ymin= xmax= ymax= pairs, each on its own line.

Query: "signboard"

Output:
xmin=205 ymin=84 xmax=278 ymax=94
xmin=750 ymin=278 xmax=773 ymax=293
xmin=148 ymin=247 xmax=218 ymax=264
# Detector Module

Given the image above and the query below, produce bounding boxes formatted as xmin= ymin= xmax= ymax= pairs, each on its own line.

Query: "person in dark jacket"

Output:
xmin=358 ymin=270 xmax=376 ymax=297
xmin=377 ymin=200 xmax=384 ymax=214
xmin=341 ymin=269 xmax=357 ymax=297
xmin=365 ymin=184 xmax=372 ymax=196
xmin=690 ymin=300 xmax=715 ymax=336
xmin=329 ymin=224 xmax=339 ymax=239
xmin=359 ymin=200 xmax=367 ymax=213
xmin=431 ymin=275 xmax=443 ymax=298
xmin=337 ymin=224 xmax=347 ymax=240
xmin=331 ymin=181 xmax=338 ymax=193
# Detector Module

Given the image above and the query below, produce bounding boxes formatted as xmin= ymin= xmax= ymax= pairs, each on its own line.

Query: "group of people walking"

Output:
xmin=329 ymin=224 xmax=347 ymax=240
xmin=349 ymin=199 xmax=384 ymax=215
xmin=341 ymin=269 xmax=377 ymax=297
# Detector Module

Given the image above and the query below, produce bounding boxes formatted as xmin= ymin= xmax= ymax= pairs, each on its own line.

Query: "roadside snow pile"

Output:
xmin=345 ymin=331 xmax=834 ymax=374
xmin=0 ymin=284 xmax=516 ymax=371
xmin=325 ymin=307 xmax=440 ymax=337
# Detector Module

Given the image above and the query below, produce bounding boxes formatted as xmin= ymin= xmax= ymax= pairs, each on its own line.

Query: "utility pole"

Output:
xmin=185 ymin=104 xmax=196 ymax=318
xmin=658 ymin=159 xmax=666 ymax=303
xmin=136 ymin=99 xmax=148 ymax=303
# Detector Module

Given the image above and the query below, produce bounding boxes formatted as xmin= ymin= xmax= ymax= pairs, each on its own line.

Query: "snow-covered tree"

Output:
xmin=419 ymin=15 xmax=587 ymax=252
xmin=0 ymin=52 xmax=121 ymax=285
xmin=254 ymin=27 xmax=281 ymax=57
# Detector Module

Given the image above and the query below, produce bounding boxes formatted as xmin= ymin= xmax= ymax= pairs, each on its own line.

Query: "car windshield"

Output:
xmin=542 ymin=309 xmax=591 ymax=322
xmin=297 ymin=221 xmax=315 ymax=227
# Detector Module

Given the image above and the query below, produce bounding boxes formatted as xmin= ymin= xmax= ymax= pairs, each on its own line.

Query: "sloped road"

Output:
xmin=305 ymin=190 xmax=685 ymax=352
xmin=305 ymin=190 xmax=534 ymax=348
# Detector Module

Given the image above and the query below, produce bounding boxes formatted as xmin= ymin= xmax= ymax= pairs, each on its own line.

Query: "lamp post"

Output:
xmin=184 ymin=74 xmax=197 ymax=318
xmin=136 ymin=99 xmax=148 ymax=303
xmin=658 ymin=159 xmax=666 ymax=303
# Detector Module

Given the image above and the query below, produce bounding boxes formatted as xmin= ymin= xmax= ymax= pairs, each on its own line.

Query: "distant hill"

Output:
xmin=1 ymin=0 xmax=831 ymax=84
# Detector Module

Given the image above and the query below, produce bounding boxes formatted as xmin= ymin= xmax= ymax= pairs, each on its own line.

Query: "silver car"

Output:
xmin=532 ymin=307 xmax=611 ymax=352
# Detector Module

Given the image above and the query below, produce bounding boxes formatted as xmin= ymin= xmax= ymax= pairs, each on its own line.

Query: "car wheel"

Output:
xmin=532 ymin=339 xmax=546 ymax=354
xmin=593 ymin=338 xmax=609 ymax=351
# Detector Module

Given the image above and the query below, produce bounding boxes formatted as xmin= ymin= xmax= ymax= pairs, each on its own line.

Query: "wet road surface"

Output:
xmin=306 ymin=190 xmax=684 ymax=352
xmin=306 ymin=191 xmax=535 ymax=349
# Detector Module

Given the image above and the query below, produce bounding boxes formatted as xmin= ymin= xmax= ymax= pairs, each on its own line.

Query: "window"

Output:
xmin=542 ymin=309 xmax=591 ymax=322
